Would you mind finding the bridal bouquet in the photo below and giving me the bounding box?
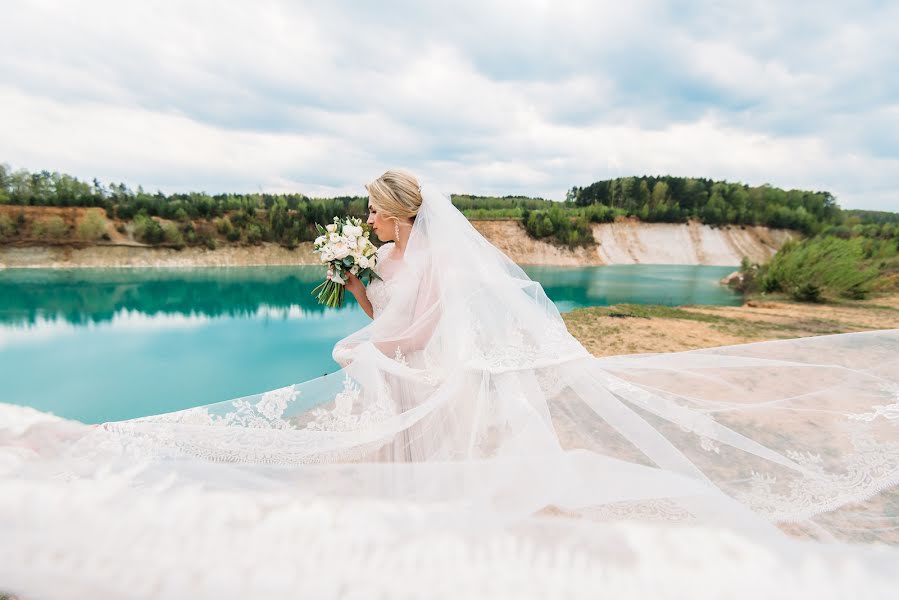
[311,216,381,308]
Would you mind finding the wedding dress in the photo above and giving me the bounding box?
[2,181,899,599]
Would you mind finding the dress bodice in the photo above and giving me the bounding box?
[366,242,399,318]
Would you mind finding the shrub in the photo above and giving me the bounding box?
[246,223,263,245]
[0,214,15,241]
[215,216,235,236]
[729,256,761,294]
[31,215,69,240]
[133,214,165,244]
[161,221,185,249]
[76,209,108,241]
[793,282,822,302]
[174,207,190,223]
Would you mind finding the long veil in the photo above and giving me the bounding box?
[3,180,899,597]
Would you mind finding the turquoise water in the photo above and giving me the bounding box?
[0,264,741,423]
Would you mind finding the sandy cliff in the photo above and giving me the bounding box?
[470,219,796,266]
[592,220,797,266]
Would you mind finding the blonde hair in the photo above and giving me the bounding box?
[364,169,423,222]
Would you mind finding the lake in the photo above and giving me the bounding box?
[0,264,741,423]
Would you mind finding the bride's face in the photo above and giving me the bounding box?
[366,200,394,242]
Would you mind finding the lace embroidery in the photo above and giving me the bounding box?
[846,383,899,423]
[735,428,899,522]
[847,403,899,423]
[135,385,299,429]
[305,375,395,432]
[699,436,721,454]
[466,310,588,372]
[394,347,408,366]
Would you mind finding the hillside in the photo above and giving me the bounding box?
[0,206,796,268]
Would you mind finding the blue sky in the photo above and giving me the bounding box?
[1,0,897,210]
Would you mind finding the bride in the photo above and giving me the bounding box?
[2,169,899,598]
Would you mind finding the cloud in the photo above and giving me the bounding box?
[0,0,896,210]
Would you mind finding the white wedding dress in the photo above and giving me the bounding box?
[2,182,899,599]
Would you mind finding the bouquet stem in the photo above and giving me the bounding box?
[311,279,346,308]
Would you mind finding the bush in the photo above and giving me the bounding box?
[246,223,263,245]
[729,256,761,294]
[161,221,185,249]
[76,209,108,241]
[174,207,190,223]
[215,216,235,236]
[0,214,15,241]
[133,214,165,244]
[793,282,822,302]
[31,215,69,240]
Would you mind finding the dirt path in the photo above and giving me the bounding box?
[564,293,899,357]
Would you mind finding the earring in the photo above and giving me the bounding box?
[394,221,400,240]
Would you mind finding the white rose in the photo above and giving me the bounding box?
[343,224,363,239]
[357,255,370,269]
[333,242,351,259]
[314,235,326,246]
[328,232,340,243]
[350,265,360,275]
[321,249,334,262]
[326,223,338,233]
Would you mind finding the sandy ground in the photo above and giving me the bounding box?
[564,293,899,357]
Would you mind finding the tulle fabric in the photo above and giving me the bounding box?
[2,181,899,597]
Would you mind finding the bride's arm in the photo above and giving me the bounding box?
[345,273,373,319]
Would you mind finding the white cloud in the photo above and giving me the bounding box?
[0,0,896,210]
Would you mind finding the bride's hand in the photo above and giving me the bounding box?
[345,272,365,297]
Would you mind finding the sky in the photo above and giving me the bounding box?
[1,0,897,210]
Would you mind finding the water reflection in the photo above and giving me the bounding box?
[522,264,741,312]
[0,266,339,326]
[0,264,741,329]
